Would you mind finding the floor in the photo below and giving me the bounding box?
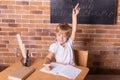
[85,74,120,80]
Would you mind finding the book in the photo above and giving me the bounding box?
[8,66,35,80]
[40,62,82,79]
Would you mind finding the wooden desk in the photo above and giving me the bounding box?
[0,58,89,80]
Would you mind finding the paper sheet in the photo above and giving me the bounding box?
[40,63,82,79]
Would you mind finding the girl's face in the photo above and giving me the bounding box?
[56,33,68,45]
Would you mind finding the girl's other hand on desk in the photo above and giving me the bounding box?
[43,64,52,71]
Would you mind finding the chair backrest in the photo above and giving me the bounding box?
[74,50,88,67]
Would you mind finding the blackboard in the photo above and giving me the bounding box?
[50,0,117,24]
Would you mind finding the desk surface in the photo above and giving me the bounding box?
[0,58,89,80]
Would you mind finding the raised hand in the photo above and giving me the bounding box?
[71,3,80,41]
[72,3,80,16]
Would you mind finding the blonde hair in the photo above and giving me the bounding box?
[56,23,72,37]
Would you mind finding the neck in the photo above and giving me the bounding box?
[60,43,65,47]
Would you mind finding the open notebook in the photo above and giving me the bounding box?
[8,66,35,80]
[40,62,82,79]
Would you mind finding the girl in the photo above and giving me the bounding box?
[43,3,80,70]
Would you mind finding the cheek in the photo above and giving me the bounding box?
[56,36,60,41]
[63,37,68,42]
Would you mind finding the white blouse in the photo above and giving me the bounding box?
[49,39,75,65]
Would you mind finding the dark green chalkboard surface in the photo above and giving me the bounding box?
[50,0,117,24]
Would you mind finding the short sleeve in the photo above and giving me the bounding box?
[48,43,56,53]
[67,38,74,46]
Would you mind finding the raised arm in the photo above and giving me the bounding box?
[70,3,80,40]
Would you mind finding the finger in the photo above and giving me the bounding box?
[45,67,50,70]
[46,65,52,70]
[45,65,50,70]
[76,5,81,12]
[77,7,81,11]
[72,8,75,13]
[74,3,80,9]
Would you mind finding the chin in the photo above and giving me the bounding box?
[59,42,63,44]
[58,42,63,44]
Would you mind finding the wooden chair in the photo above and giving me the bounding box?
[74,50,88,67]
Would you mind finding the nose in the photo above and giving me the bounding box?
[59,35,64,41]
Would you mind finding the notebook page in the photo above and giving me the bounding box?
[58,65,82,79]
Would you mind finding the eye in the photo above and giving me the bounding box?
[56,33,61,36]
[62,34,67,37]
[63,35,66,38]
